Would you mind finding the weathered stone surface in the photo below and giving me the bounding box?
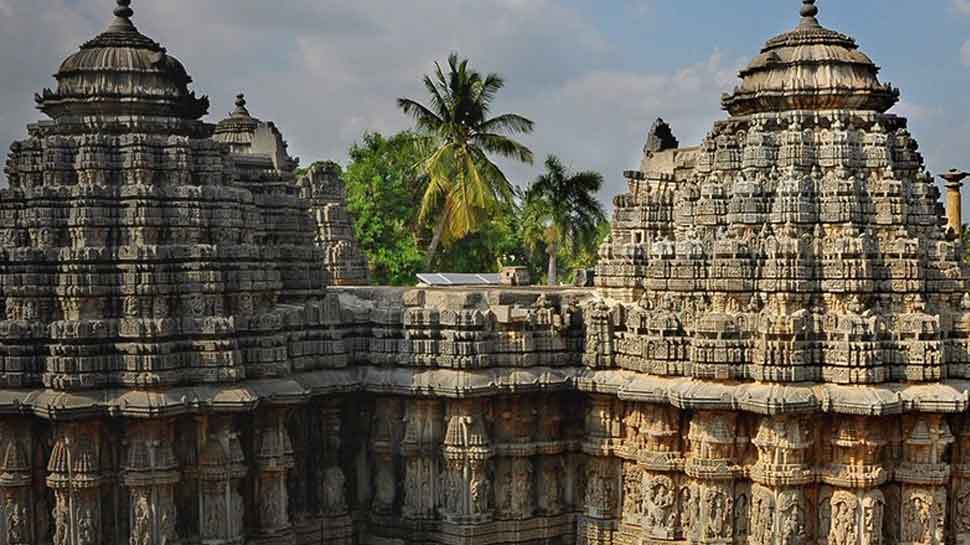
[2,2,970,545]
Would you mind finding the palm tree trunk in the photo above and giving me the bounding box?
[547,242,558,286]
[425,215,447,270]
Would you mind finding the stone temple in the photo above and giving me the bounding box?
[1,1,970,545]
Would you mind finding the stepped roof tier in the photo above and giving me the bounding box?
[721,0,900,116]
[214,94,299,174]
[595,0,965,386]
[2,0,329,391]
[35,0,209,124]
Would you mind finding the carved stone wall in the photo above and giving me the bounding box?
[4,2,970,545]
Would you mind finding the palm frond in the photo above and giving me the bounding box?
[473,133,534,164]
[478,113,534,136]
[469,147,516,206]
[422,75,451,121]
[398,98,445,133]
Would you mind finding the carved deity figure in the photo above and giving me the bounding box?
[5,494,27,545]
[903,495,932,545]
[831,496,858,545]
[644,476,676,536]
[159,498,177,545]
[705,488,730,539]
[470,465,490,515]
[53,494,68,545]
[780,502,807,545]
[511,458,534,516]
[734,492,749,538]
[586,461,613,513]
[374,461,396,511]
[323,466,347,513]
[77,507,96,545]
[623,467,642,519]
[957,489,970,534]
[861,493,884,545]
[540,458,563,514]
[751,486,775,545]
[204,491,224,539]
[131,493,152,545]
[680,484,698,539]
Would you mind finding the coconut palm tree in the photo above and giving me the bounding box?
[398,53,535,269]
[522,155,607,285]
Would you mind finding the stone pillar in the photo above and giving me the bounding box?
[683,412,743,545]
[440,399,493,525]
[819,416,889,545]
[748,415,814,545]
[894,415,951,545]
[123,420,179,545]
[369,398,402,518]
[951,414,970,545]
[617,403,683,542]
[319,400,352,545]
[583,301,616,368]
[252,409,294,545]
[196,416,247,545]
[283,407,314,545]
[581,395,622,545]
[47,423,104,545]
[401,399,443,523]
[0,419,34,545]
[536,395,566,519]
[492,396,537,522]
[940,170,968,237]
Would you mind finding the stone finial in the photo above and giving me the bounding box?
[233,93,251,117]
[800,0,818,18]
[107,0,136,32]
[114,0,134,18]
[798,0,820,28]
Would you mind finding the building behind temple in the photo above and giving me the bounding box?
[1,2,970,545]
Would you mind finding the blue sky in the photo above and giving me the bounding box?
[1,0,969,210]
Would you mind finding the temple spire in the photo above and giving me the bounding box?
[107,0,137,33]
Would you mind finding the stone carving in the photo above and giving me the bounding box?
[0,2,969,545]
[643,474,677,538]
[830,491,859,545]
[295,163,369,286]
[751,485,776,545]
[585,458,615,519]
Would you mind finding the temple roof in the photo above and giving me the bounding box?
[35,0,209,120]
[721,0,900,116]
[213,94,299,173]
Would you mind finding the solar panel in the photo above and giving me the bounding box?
[416,273,501,286]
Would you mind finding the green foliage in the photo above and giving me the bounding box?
[520,155,608,284]
[557,220,610,284]
[294,160,341,179]
[342,132,426,286]
[436,202,530,275]
[338,132,609,286]
[398,53,535,263]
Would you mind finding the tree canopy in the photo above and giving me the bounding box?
[398,53,535,268]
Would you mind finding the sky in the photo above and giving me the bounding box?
[1,0,969,210]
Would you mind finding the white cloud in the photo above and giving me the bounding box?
[955,0,970,15]
[891,100,941,122]
[498,50,741,200]
[0,0,609,177]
